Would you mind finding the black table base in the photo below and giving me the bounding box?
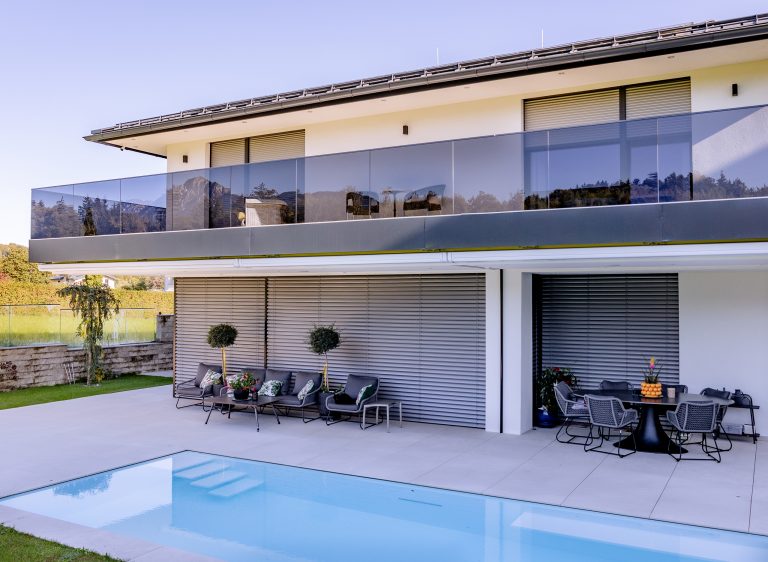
[614,404,687,454]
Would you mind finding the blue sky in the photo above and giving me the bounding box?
[1,1,764,245]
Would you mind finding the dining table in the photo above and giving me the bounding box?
[576,389,733,454]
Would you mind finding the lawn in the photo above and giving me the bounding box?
[0,375,171,410]
[0,525,120,561]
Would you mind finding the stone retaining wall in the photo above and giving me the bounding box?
[0,342,172,390]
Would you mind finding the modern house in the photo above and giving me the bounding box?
[29,14,768,435]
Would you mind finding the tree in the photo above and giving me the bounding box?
[0,246,50,284]
[207,324,238,376]
[308,325,341,391]
[58,283,119,385]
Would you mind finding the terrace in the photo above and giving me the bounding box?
[0,386,765,560]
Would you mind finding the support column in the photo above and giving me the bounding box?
[485,270,502,433]
[502,270,533,435]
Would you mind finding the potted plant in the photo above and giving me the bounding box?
[229,372,254,401]
[535,366,577,427]
[640,356,662,398]
[207,324,238,376]
[308,325,341,417]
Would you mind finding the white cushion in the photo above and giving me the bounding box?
[199,369,222,388]
[297,379,314,401]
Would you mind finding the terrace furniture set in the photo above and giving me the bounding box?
[554,380,737,462]
[176,363,402,431]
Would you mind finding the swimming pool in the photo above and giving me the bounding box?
[1,451,765,561]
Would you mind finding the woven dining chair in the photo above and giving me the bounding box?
[584,395,639,458]
[666,400,721,462]
[553,381,591,445]
[700,388,733,453]
[599,380,634,391]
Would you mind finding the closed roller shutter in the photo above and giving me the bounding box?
[174,278,266,383]
[249,130,305,163]
[267,274,486,428]
[524,89,620,131]
[626,79,691,120]
[537,274,679,390]
[210,138,246,168]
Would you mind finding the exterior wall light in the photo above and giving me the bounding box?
[402,125,409,135]
[182,155,189,163]
[732,83,739,96]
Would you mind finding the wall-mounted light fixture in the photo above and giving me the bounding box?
[182,154,189,163]
[732,83,739,96]
[402,125,409,135]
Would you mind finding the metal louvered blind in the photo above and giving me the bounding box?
[267,274,486,428]
[249,130,305,163]
[174,278,266,382]
[626,79,691,120]
[210,138,246,168]
[538,274,679,390]
[524,89,620,131]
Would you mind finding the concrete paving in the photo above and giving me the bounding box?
[0,386,763,560]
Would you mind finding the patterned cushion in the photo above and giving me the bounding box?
[199,369,223,389]
[297,379,314,401]
[258,380,282,397]
[356,384,375,406]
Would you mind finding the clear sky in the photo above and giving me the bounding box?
[1,1,764,245]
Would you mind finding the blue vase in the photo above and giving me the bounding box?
[536,409,558,428]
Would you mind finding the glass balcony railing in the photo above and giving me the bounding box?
[30,104,768,239]
[0,305,158,347]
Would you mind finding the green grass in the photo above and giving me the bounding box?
[0,525,121,561]
[0,375,171,410]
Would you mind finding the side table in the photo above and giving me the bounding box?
[362,400,403,432]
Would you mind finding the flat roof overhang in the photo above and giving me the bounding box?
[85,14,768,151]
[29,198,768,274]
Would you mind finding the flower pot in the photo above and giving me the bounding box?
[318,391,334,418]
[233,388,250,401]
[535,408,559,428]
[640,382,662,398]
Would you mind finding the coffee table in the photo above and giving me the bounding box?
[203,394,282,432]
[579,390,733,454]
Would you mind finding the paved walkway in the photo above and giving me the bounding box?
[0,386,765,560]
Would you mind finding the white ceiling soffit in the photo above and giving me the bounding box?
[114,41,768,157]
[38,242,768,277]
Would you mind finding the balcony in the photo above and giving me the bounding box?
[31,104,768,241]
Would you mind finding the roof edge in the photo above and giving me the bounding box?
[86,13,768,144]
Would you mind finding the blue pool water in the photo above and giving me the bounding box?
[1,451,766,561]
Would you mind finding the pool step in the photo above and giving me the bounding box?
[171,453,216,473]
[174,461,229,480]
[190,470,247,489]
[208,477,264,498]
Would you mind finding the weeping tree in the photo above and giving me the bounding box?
[308,325,341,391]
[58,277,119,385]
[207,324,238,376]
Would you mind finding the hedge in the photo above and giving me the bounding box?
[0,281,174,313]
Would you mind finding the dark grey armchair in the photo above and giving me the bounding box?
[174,363,224,410]
[276,371,323,422]
[325,374,379,428]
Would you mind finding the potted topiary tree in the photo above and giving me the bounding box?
[207,324,238,377]
[308,324,341,418]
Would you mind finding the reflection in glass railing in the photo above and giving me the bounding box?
[0,305,157,347]
[30,105,768,239]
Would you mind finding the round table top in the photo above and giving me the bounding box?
[577,389,733,407]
